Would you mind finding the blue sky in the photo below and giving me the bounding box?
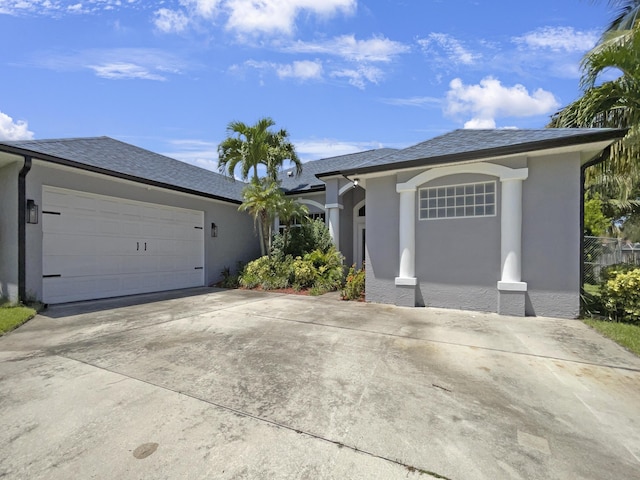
[0,0,616,171]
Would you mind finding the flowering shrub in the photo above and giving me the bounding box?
[601,267,640,324]
[341,264,365,301]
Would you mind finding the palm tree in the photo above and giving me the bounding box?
[598,0,640,32]
[217,117,302,182]
[239,179,284,256]
[548,15,640,208]
[277,197,309,252]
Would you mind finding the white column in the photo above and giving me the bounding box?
[499,179,526,290]
[325,203,342,250]
[395,188,417,285]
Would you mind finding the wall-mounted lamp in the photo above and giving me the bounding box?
[211,222,218,237]
[353,178,360,188]
[26,199,38,224]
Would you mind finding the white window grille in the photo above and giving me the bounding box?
[419,181,496,220]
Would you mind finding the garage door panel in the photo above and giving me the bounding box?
[42,186,205,304]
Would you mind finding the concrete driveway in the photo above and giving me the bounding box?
[1,288,639,480]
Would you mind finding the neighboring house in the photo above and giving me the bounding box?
[0,137,260,305]
[0,128,626,319]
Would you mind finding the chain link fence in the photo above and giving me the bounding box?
[584,236,640,285]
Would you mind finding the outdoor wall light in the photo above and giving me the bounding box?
[26,199,38,224]
[353,178,360,188]
[211,222,218,237]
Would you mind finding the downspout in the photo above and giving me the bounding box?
[18,156,32,302]
[580,147,610,296]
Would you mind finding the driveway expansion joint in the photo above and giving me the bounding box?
[57,353,451,480]
[246,311,640,373]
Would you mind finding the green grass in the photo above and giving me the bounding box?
[0,305,37,335]
[584,319,640,357]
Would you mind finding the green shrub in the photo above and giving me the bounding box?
[304,247,344,294]
[241,241,344,294]
[601,267,640,324]
[273,219,334,258]
[341,264,365,301]
[291,258,317,289]
[600,263,639,282]
[240,255,293,290]
[219,262,244,289]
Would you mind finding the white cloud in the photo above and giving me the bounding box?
[161,138,220,171]
[445,77,560,128]
[89,62,167,80]
[0,110,34,140]
[418,33,480,65]
[0,0,132,16]
[243,59,323,81]
[286,35,410,62]
[295,138,386,161]
[224,0,355,35]
[513,27,599,52]
[153,8,190,34]
[29,48,186,81]
[381,96,442,108]
[276,60,323,80]
[331,65,383,89]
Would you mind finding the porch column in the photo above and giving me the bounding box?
[499,179,524,285]
[498,178,527,316]
[395,187,416,285]
[325,203,343,250]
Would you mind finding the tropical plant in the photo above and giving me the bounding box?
[277,197,309,252]
[584,194,613,235]
[239,179,284,256]
[601,266,640,323]
[217,117,302,182]
[597,0,640,33]
[341,264,365,301]
[548,5,640,209]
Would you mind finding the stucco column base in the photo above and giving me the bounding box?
[395,283,417,307]
[498,290,526,317]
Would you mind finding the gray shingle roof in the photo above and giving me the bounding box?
[280,148,397,193]
[336,128,627,175]
[0,136,246,203]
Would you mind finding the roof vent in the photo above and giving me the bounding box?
[287,171,293,177]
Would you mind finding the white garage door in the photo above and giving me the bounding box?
[42,186,205,304]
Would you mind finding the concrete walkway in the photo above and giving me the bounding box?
[1,288,639,479]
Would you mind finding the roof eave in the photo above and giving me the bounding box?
[0,143,243,205]
[325,129,628,178]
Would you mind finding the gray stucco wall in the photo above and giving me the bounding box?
[365,153,583,318]
[24,161,260,302]
[415,173,501,312]
[522,152,582,318]
[339,186,365,267]
[0,162,19,302]
[365,175,399,304]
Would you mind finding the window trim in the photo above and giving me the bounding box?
[418,180,497,221]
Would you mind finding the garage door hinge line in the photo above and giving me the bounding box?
[57,353,451,480]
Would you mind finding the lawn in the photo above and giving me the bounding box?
[584,319,640,357]
[0,305,37,335]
